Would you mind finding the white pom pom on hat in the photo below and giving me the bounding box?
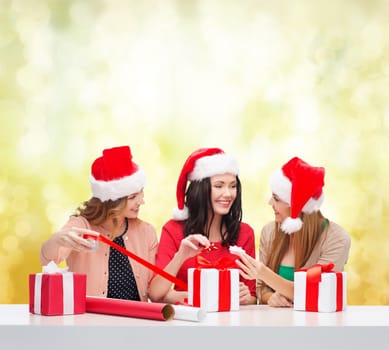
[173,147,239,220]
[270,157,325,234]
[90,146,146,202]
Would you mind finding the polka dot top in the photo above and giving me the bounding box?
[107,219,140,301]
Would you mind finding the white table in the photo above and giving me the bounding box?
[1,304,388,349]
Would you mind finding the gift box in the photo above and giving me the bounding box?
[29,261,86,315]
[294,263,347,313]
[187,256,239,312]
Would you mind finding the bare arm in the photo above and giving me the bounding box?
[148,248,189,303]
[148,234,210,303]
[239,282,257,305]
[40,227,95,265]
[236,253,294,301]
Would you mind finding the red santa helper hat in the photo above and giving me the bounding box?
[173,147,239,220]
[90,146,146,202]
[269,157,325,234]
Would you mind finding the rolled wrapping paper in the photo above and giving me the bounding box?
[172,304,206,322]
[86,296,174,321]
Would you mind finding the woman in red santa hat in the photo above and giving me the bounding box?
[40,146,158,301]
[148,147,257,305]
[235,157,351,307]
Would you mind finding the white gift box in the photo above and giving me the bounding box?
[187,268,239,312]
[294,266,347,313]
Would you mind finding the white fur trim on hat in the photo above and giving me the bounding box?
[90,167,146,202]
[188,153,239,181]
[270,168,324,214]
[302,193,324,213]
[280,217,303,234]
[269,168,291,204]
[173,205,189,220]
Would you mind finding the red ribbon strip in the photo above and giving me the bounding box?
[335,271,343,311]
[193,269,201,308]
[296,263,343,311]
[218,270,231,311]
[84,233,188,291]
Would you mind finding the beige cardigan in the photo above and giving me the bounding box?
[257,220,351,303]
[40,216,158,302]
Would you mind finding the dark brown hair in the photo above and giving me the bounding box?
[183,177,242,246]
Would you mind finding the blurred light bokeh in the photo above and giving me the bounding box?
[1,0,388,305]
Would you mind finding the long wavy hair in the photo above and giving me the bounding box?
[74,197,127,228]
[183,176,242,247]
[266,210,326,273]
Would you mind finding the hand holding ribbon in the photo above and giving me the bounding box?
[81,228,188,291]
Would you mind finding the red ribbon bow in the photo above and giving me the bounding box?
[194,255,237,270]
[296,263,343,312]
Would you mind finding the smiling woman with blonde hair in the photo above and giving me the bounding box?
[40,146,158,301]
[236,157,351,307]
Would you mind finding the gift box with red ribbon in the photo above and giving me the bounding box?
[294,263,347,312]
[187,256,239,312]
[29,261,86,315]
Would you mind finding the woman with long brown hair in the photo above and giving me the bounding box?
[236,157,351,307]
[40,146,158,301]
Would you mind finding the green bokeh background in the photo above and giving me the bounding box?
[1,0,388,305]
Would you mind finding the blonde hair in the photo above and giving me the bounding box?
[266,211,325,272]
[75,197,127,228]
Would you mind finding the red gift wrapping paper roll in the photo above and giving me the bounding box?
[86,296,174,321]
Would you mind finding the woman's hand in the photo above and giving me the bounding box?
[267,291,293,308]
[239,282,255,305]
[176,234,210,261]
[149,234,210,303]
[235,252,264,280]
[236,253,295,303]
[52,227,96,252]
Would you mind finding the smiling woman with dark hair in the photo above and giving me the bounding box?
[148,147,257,305]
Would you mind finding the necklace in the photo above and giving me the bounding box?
[120,218,129,237]
[102,218,128,240]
